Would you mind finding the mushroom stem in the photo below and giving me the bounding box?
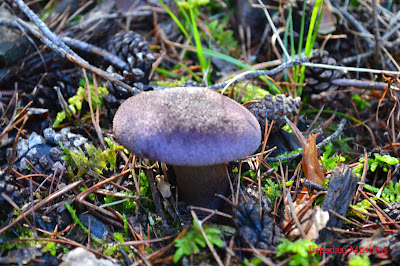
[173,164,230,209]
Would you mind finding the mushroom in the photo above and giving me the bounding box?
[113,87,261,209]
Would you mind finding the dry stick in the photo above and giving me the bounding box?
[1,192,35,234]
[353,152,369,205]
[264,117,347,163]
[13,0,80,56]
[120,234,177,246]
[6,114,28,176]
[255,0,290,59]
[146,229,187,262]
[83,69,106,149]
[328,209,363,227]
[359,190,400,230]
[234,159,243,206]
[76,169,131,214]
[372,0,383,66]
[0,101,32,143]
[144,165,167,225]
[62,37,130,70]
[256,120,274,217]
[285,189,306,239]
[209,57,308,91]
[330,0,374,50]
[0,180,83,234]
[191,210,224,266]
[14,18,136,94]
[331,78,387,90]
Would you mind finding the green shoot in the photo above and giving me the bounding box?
[364,181,400,204]
[295,0,324,96]
[349,199,372,218]
[349,254,371,266]
[60,137,123,178]
[53,85,108,128]
[277,238,321,266]
[173,219,223,263]
[320,143,346,171]
[158,0,191,41]
[352,94,371,111]
[64,202,103,244]
[262,178,281,205]
[353,153,399,176]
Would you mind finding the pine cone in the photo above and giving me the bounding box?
[105,30,155,86]
[383,201,400,222]
[0,172,27,221]
[304,51,345,94]
[246,94,301,132]
[234,202,283,250]
[8,128,88,177]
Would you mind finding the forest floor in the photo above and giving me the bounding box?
[1,0,400,265]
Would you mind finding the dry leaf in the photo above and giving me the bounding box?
[302,134,325,186]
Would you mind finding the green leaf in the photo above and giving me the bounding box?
[173,220,223,262]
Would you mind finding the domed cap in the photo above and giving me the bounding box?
[113,87,261,166]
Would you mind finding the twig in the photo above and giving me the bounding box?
[330,0,374,49]
[0,180,84,234]
[13,4,137,94]
[264,117,347,163]
[353,152,368,205]
[75,10,152,29]
[254,0,290,59]
[61,37,130,71]
[209,57,308,91]
[191,210,224,266]
[145,166,167,226]
[371,0,382,66]
[331,78,387,90]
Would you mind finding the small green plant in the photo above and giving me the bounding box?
[224,82,269,103]
[159,0,211,80]
[365,181,400,203]
[277,238,321,266]
[205,16,238,55]
[349,199,372,218]
[269,148,303,171]
[104,190,137,213]
[53,85,108,128]
[353,153,399,176]
[64,202,103,244]
[173,220,223,263]
[262,178,281,205]
[352,94,371,111]
[243,257,263,265]
[320,143,346,171]
[43,242,65,256]
[104,170,151,213]
[382,181,400,203]
[349,254,371,266]
[61,137,123,178]
[0,223,35,250]
[104,233,131,256]
[291,0,324,95]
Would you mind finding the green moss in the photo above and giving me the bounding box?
[53,85,108,128]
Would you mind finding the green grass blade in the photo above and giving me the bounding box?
[189,6,207,76]
[298,0,324,96]
[158,0,191,43]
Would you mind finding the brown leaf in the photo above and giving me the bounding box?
[302,134,325,186]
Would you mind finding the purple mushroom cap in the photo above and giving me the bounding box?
[113,87,261,166]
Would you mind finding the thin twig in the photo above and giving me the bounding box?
[191,210,224,266]
[264,117,347,162]
[0,180,84,234]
